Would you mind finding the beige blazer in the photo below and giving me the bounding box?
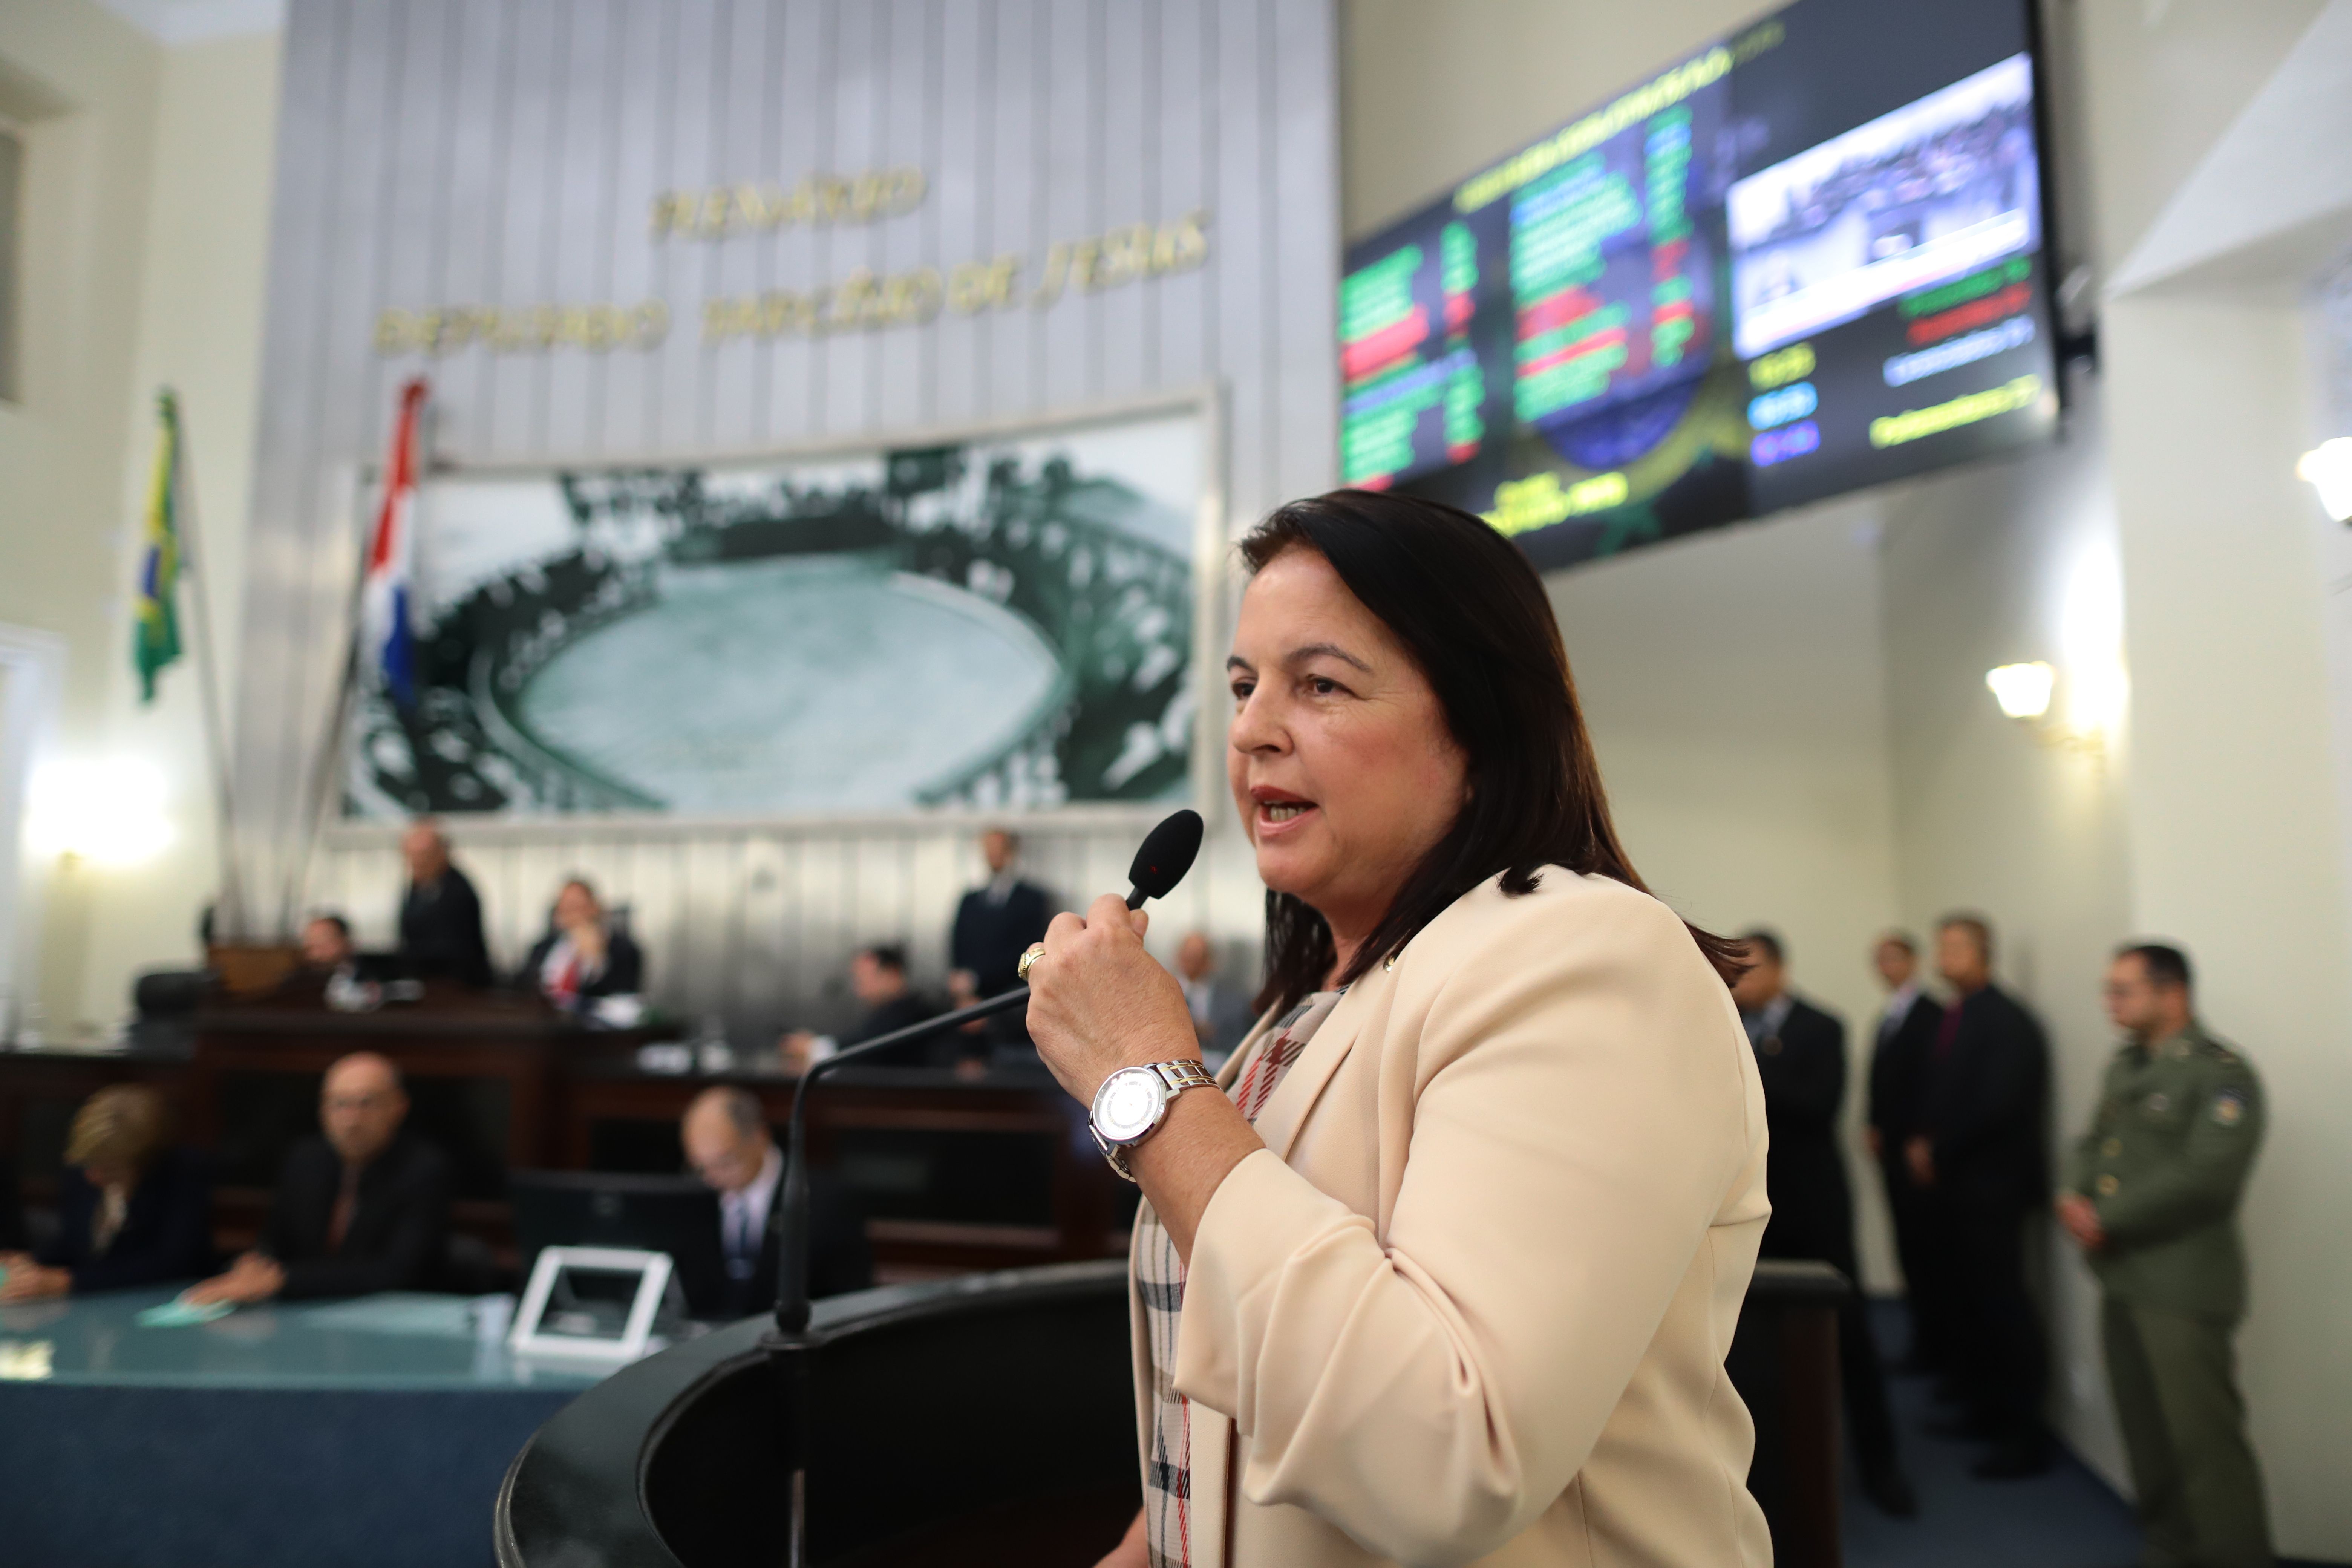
[1127,868,1772,1568]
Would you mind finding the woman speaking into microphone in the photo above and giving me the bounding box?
[1023,490,1770,1568]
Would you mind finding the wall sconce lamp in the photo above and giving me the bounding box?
[2298,438,2352,522]
[1985,661,2055,720]
[26,759,175,867]
[1986,661,2106,759]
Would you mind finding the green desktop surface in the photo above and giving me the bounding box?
[0,1287,610,1391]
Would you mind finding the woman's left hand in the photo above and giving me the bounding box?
[1027,894,1200,1103]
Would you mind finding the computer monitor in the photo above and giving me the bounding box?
[509,1170,730,1320]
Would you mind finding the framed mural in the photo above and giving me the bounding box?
[343,398,1216,820]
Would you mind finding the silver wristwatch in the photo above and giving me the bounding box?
[1088,1059,1217,1182]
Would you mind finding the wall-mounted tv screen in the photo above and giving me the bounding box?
[1338,0,2058,570]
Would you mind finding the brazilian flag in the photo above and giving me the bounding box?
[134,390,184,704]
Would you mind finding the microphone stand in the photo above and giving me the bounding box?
[754,808,1197,1567]
[758,980,1029,1568]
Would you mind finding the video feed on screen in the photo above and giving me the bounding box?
[1729,54,2040,360]
[1337,0,2058,572]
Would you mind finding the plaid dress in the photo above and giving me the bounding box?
[1133,990,1343,1568]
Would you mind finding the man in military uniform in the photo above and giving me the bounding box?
[2061,943,2271,1568]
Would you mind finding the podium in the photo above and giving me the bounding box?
[497,1260,1140,1568]
[495,1257,1851,1568]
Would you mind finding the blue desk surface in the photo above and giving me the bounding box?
[0,1288,609,1391]
[0,1289,613,1568]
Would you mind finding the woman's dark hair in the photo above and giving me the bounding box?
[1241,489,1746,1014]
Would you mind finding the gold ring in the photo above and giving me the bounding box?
[1017,944,1046,981]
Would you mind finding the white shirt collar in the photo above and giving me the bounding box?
[1882,981,1919,1020]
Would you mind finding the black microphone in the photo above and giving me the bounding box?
[770,808,1204,1333]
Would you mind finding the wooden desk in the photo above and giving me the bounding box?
[555,1058,1124,1273]
[188,985,591,1199]
[3,998,1125,1277]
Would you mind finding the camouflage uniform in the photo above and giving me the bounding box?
[2064,1022,2270,1568]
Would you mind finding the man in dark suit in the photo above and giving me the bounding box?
[1864,931,1951,1376]
[682,1087,871,1320]
[841,945,942,1059]
[948,828,1053,1057]
[1733,931,1915,1516]
[1910,913,2053,1477]
[186,1052,452,1304]
[397,821,493,987]
[781,945,946,1071]
[516,877,645,1015]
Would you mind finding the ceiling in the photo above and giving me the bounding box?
[92,0,283,47]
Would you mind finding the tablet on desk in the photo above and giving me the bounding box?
[508,1171,728,1320]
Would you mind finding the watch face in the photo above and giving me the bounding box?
[1095,1068,1165,1142]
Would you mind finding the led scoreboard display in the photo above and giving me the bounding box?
[1338,0,2060,570]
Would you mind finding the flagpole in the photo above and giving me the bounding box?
[161,391,252,943]
[280,536,369,937]
[280,376,427,934]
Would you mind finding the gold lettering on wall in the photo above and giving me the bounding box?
[374,300,672,357]
[372,213,1211,352]
[1028,213,1210,308]
[701,263,958,341]
[699,213,1210,345]
[651,168,928,239]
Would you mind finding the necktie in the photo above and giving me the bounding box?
[326,1165,360,1250]
[92,1187,129,1254]
[1934,1000,1964,1062]
[726,1200,756,1279]
[550,946,580,1006]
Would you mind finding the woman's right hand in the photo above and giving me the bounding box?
[1094,1509,1147,1568]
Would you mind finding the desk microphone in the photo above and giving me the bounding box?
[770,807,1204,1333]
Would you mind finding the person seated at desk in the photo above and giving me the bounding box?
[782,944,947,1072]
[283,911,377,1009]
[0,1085,212,1302]
[682,1086,871,1318]
[185,1052,451,1305]
[516,877,644,1018]
[1175,931,1256,1069]
[301,913,357,972]
[398,820,493,987]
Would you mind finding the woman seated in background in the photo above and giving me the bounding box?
[0,1084,212,1301]
[518,877,645,1019]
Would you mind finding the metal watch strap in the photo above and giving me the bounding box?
[1148,1058,1217,1094]
[1092,1058,1216,1182]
